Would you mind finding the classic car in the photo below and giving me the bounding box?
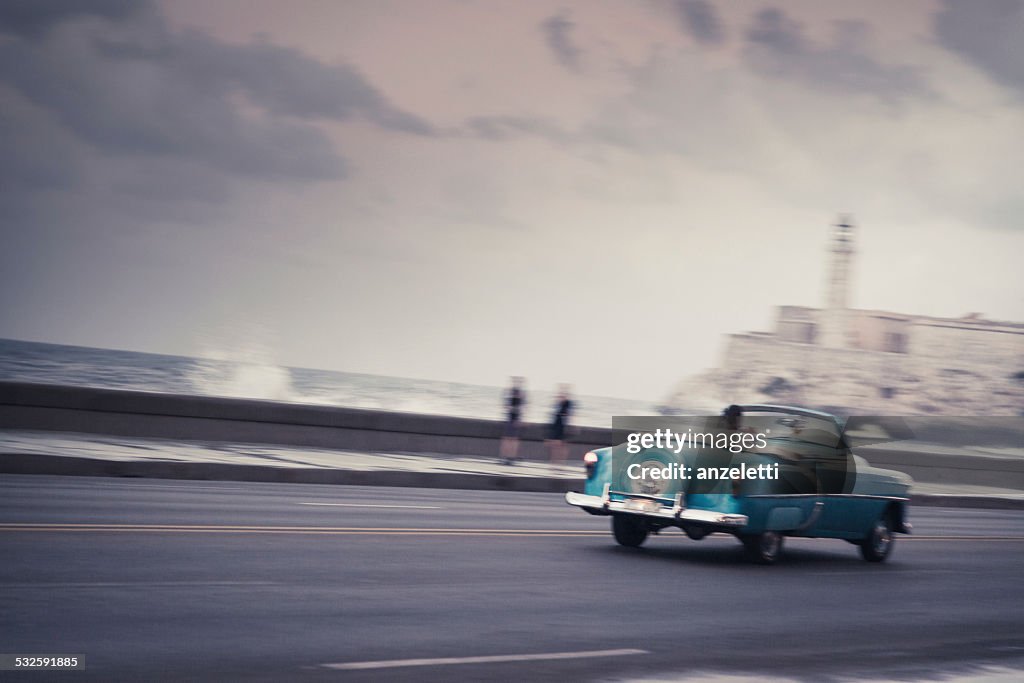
[565,405,913,564]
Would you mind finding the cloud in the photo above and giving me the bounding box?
[465,115,574,144]
[743,8,933,103]
[672,0,725,46]
[0,22,433,183]
[0,0,433,236]
[0,96,79,193]
[541,11,582,71]
[94,33,435,135]
[934,0,1024,96]
[0,0,141,38]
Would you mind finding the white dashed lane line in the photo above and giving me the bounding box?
[298,502,442,509]
[320,648,650,670]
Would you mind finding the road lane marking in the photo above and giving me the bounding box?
[0,581,276,588]
[2,524,1023,540]
[2,531,603,537]
[0,482,249,492]
[299,503,442,509]
[321,648,649,670]
[0,528,606,536]
[0,528,598,532]
[903,535,1024,541]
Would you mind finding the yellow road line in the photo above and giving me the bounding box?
[1,524,1022,541]
[0,528,606,536]
[2,530,599,537]
[903,535,1024,541]
[0,528,602,536]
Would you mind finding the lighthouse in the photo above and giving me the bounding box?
[819,215,855,348]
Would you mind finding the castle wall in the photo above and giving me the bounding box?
[777,320,817,344]
[716,334,896,411]
[910,320,1023,364]
[701,330,1024,415]
[775,306,819,344]
[850,312,910,353]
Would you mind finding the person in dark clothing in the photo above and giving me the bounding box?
[723,404,744,430]
[499,376,526,465]
[546,384,574,464]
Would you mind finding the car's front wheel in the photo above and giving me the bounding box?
[612,515,649,548]
[741,531,784,564]
[860,512,894,562]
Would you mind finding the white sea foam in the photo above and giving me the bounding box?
[187,344,294,402]
[0,338,665,427]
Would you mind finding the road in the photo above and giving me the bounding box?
[2,474,1023,682]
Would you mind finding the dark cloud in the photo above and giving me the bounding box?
[95,33,434,135]
[0,97,79,193]
[0,0,142,38]
[744,8,933,102]
[1,43,348,181]
[935,0,1024,96]
[541,12,582,71]
[673,0,725,46]
[0,0,433,239]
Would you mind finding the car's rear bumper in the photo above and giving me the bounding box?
[565,491,748,528]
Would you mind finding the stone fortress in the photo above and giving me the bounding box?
[667,217,1024,416]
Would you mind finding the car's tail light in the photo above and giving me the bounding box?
[583,451,598,465]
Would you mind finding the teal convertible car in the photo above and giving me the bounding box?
[566,405,913,564]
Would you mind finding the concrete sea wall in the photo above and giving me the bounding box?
[0,381,610,461]
[1,381,1021,489]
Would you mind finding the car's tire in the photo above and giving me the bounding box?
[741,531,784,564]
[859,511,895,563]
[612,515,649,548]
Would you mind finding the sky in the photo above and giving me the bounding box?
[1,0,1023,401]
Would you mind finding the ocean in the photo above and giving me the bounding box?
[0,338,661,427]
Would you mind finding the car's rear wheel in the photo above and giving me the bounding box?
[741,531,784,564]
[860,511,894,562]
[612,515,649,548]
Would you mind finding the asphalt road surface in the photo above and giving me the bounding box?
[2,474,1023,682]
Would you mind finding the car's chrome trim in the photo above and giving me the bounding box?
[564,491,748,527]
[606,490,677,504]
[792,501,824,532]
[738,404,840,421]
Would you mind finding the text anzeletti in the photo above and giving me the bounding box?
[626,463,780,481]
